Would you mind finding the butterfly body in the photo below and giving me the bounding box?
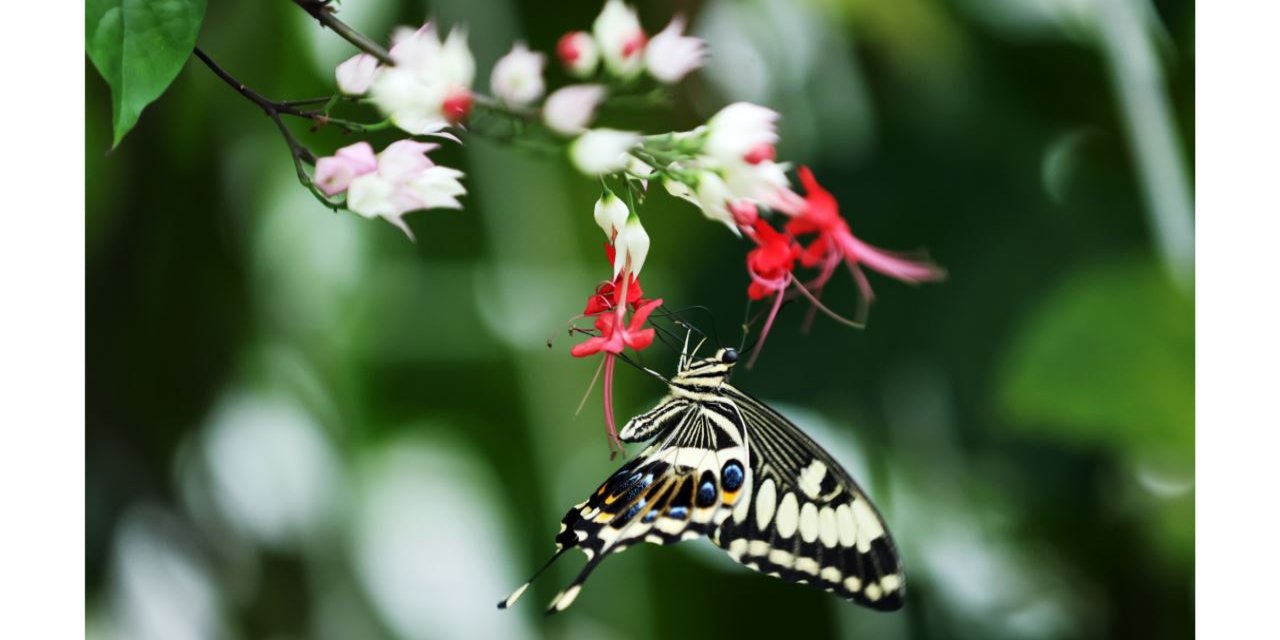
[500,348,905,614]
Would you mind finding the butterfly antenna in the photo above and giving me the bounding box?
[614,351,669,384]
[738,299,754,353]
[498,546,571,610]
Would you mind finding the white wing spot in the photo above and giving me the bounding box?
[776,492,799,538]
[728,538,748,560]
[795,557,820,576]
[553,584,582,611]
[820,566,842,583]
[835,503,857,547]
[799,502,820,543]
[501,583,529,608]
[798,460,827,498]
[864,583,883,602]
[768,549,794,568]
[748,540,770,557]
[755,479,777,530]
[819,507,839,548]
[843,576,862,593]
[851,499,886,552]
[881,574,903,594]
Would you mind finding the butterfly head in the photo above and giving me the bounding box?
[671,347,739,391]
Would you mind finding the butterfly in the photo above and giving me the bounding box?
[498,345,905,614]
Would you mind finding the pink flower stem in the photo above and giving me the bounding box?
[602,353,624,457]
[747,278,789,369]
[791,276,865,329]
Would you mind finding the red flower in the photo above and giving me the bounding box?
[570,244,664,456]
[583,244,648,316]
[786,166,945,307]
[570,297,662,358]
[745,219,797,301]
[740,218,801,367]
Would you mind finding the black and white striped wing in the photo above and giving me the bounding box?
[712,386,906,610]
[500,399,752,613]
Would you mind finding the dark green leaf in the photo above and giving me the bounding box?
[995,258,1193,460]
[86,0,207,148]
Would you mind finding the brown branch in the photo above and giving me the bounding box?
[193,47,317,164]
[291,0,395,65]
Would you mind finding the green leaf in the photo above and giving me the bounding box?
[995,258,1193,461]
[86,0,207,148]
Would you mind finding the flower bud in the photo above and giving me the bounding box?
[593,0,646,78]
[490,42,546,106]
[570,129,642,176]
[593,192,629,239]
[613,216,651,277]
[556,31,600,78]
[543,84,606,135]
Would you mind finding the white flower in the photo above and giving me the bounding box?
[644,17,706,83]
[369,24,476,135]
[543,84,606,135]
[593,192,629,238]
[612,216,651,277]
[335,53,379,95]
[722,158,801,213]
[569,129,641,176]
[345,140,466,239]
[626,155,654,190]
[704,102,780,163]
[490,42,545,106]
[691,171,737,229]
[556,31,600,78]
[593,0,646,78]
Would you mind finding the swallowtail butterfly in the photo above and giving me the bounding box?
[499,346,905,613]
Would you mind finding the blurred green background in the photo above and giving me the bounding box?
[86,0,1193,638]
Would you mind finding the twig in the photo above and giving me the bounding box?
[193,47,343,208]
[291,0,395,65]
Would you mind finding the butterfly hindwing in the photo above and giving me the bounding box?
[712,386,905,610]
[501,400,751,613]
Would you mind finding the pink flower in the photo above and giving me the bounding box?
[593,0,647,78]
[316,140,467,239]
[314,142,378,196]
[787,166,945,306]
[644,16,707,83]
[369,23,476,134]
[556,31,600,78]
[335,53,379,95]
[543,84,606,136]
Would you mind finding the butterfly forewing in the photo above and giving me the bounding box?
[712,385,905,610]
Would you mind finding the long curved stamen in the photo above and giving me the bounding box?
[791,276,865,329]
[746,274,790,369]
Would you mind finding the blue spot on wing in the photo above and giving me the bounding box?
[722,461,744,491]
